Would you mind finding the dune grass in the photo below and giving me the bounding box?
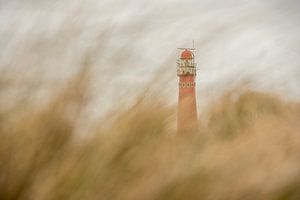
[0,76,300,200]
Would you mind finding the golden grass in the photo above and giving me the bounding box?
[0,75,300,200]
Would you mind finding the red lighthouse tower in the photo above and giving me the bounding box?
[177,48,198,133]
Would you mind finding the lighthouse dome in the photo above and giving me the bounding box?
[181,49,193,59]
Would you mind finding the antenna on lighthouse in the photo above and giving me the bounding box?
[192,40,195,49]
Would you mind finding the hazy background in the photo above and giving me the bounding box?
[1,1,300,199]
[0,0,299,117]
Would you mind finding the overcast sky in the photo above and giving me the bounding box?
[0,0,299,115]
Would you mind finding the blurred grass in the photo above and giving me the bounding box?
[0,73,300,200]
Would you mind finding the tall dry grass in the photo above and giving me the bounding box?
[0,74,300,200]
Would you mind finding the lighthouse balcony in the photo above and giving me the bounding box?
[177,67,196,76]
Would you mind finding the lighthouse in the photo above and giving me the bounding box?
[177,48,198,133]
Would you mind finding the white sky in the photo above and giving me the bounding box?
[0,0,299,116]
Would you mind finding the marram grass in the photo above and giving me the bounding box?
[0,80,300,200]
